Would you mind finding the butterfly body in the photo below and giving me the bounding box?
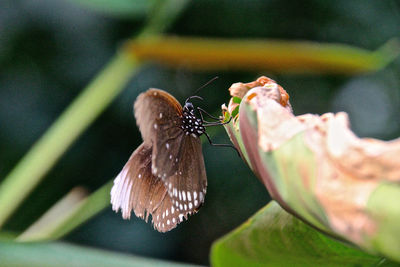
[111,89,207,232]
[181,102,206,137]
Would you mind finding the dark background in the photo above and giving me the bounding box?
[1,0,399,265]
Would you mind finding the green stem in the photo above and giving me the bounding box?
[0,54,139,228]
[138,0,190,39]
[17,187,88,241]
[18,181,113,241]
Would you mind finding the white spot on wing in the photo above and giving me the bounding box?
[166,143,170,149]
[187,191,191,201]
[154,124,158,129]
[193,191,197,200]
[159,113,163,118]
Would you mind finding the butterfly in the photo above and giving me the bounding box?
[111,86,233,232]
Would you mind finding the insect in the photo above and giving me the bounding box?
[110,81,235,232]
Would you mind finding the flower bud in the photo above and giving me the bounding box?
[223,76,400,261]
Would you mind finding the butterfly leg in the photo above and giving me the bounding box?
[203,132,241,157]
[197,107,222,121]
[196,107,216,124]
[205,115,232,126]
[197,107,232,126]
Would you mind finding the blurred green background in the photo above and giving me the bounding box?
[0,0,399,265]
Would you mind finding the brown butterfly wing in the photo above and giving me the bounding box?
[163,135,207,216]
[110,143,183,232]
[134,88,183,145]
[134,89,195,181]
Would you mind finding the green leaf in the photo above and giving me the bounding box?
[211,201,393,267]
[232,97,242,104]
[68,0,150,18]
[0,241,200,267]
[230,106,240,119]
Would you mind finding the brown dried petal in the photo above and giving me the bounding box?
[325,113,400,181]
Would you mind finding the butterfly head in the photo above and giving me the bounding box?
[183,101,195,114]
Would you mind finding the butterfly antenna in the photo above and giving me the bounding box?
[194,76,219,95]
[185,76,219,104]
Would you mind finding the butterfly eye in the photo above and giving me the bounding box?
[184,102,194,112]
